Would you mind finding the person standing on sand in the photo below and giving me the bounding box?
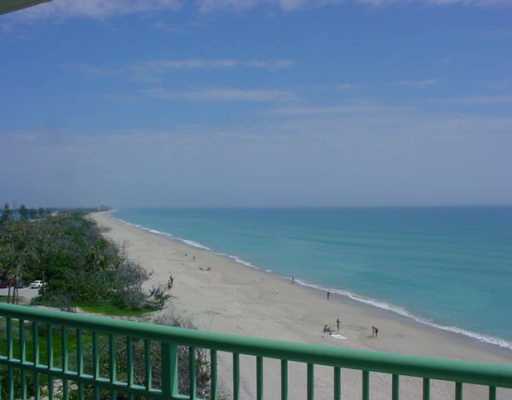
[327,291,331,300]
[168,274,174,290]
[371,326,379,337]
[336,318,340,332]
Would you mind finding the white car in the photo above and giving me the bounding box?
[29,280,44,289]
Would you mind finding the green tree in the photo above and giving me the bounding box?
[0,203,11,224]
[19,204,29,221]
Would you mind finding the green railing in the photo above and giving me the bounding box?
[0,303,511,399]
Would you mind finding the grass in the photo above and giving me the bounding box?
[79,304,153,317]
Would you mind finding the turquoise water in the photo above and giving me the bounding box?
[114,207,512,350]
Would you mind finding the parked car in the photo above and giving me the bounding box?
[29,280,44,289]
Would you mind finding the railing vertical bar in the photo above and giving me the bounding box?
[34,372,40,400]
[257,356,264,400]
[210,349,218,400]
[281,360,288,400]
[47,323,53,369]
[78,382,84,400]
[362,370,370,400]
[127,336,134,388]
[189,346,197,400]
[233,353,240,400]
[6,318,12,360]
[48,376,54,400]
[489,386,496,400]
[21,369,27,400]
[94,385,101,400]
[392,374,399,400]
[144,338,152,391]
[456,382,463,400]
[334,367,341,400]
[170,343,179,396]
[92,331,99,380]
[109,334,116,383]
[32,321,39,366]
[423,378,430,400]
[162,342,179,398]
[7,366,13,400]
[109,334,117,400]
[62,380,69,400]
[19,319,26,362]
[76,328,83,377]
[61,326,68,373]
[307,363,314,400]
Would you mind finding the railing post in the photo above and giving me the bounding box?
[362,370,370,400]
[257,356,264,400]
[281,360,288,400]
[456,382,463,400]
[392,374,399,400]
[211,350,218,400]
[489,386,496,400]
[423,378,430,400]
[307,363,314,400]
[334,367,341,400]
[162,342,178,399]
[233,353,240,400]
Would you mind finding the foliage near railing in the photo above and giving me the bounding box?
[0,303,512,399]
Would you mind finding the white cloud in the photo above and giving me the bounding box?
[274,103,415,115]
[441,95,512,105]
[137,59,294,71]
[356,0,511,5]
[397,79,437,88]
[197,0,341,12]
[336,83,356,91]
[15,0,181,18]
[11,0,511,19]
[145,87,296,102]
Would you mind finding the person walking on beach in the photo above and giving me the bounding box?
[327,291,331,300]
[336,317,340,332]
[371,326,379,337]
[168,274,174,290]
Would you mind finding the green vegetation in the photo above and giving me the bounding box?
[0,205,169,313]
[79,304,152,317]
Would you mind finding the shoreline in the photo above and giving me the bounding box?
[91,211,512,400]
[111,211,512,357]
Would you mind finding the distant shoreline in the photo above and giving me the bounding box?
[91,210,512,400]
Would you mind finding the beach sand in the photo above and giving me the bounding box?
[91,211,512,400]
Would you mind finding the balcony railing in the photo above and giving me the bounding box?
[0,303,511,399]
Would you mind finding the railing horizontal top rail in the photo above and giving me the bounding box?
[1,303,512,389]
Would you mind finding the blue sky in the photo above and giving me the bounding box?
[1,0,511,207]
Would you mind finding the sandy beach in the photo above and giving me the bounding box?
[91,211,512,400]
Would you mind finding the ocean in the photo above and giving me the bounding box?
[114,207,512,350]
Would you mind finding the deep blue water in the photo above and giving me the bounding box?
[114,207,512,349]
